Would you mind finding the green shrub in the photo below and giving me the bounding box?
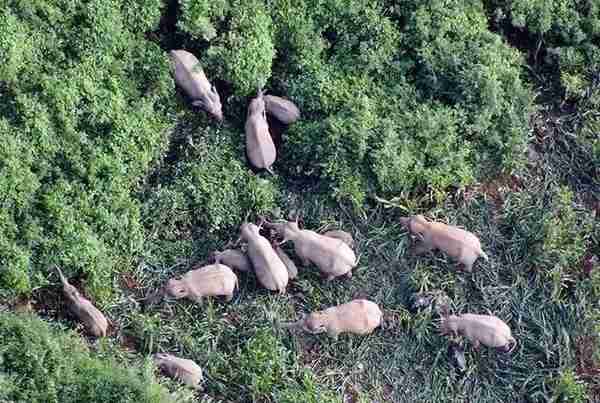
[556,44,600,99]
[178,0,229,41]
[268,0,325,72]
[489,0,599,45]
[0,0,174,301]
[122,0,164,33]
[539,188,591,300]
[549,45,599,192]
[0,312,173,403]
[270,0,532,207]
[237,329,289,399]
[310,0,401,78]
[372,102,474,199]
[404,0,533,172]
[142,124,279,257]
[206,0,275,96]
[550,369,588,403]
[488,0,600,103]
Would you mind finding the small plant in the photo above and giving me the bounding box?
[128,312,163,353]
[540,188,592,300]
[142,125,279,255]
[238,329,289,399]
[274,370,342,403]
[550,369,588,403]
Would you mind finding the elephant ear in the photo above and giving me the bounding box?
[399,217,410,227]
[438,303,450,318]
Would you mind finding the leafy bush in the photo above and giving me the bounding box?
[178,0,229,41]
[488,0,599,45]
[0,0,174,301]
[122,0,164,33]
[142,124,279,258]
[267,0,533,206]
[0,312,173,403]
[206,0,275,96]
[556,44,600,99]
[404,0,533,172]
[488,0,600,101]
[372,102,474,198]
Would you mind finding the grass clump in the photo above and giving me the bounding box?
[501,185,594,301]
[0,312,173,403]
[225,329,342,402]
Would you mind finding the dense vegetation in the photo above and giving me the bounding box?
[0,0,174,300]
[0,0,598,401]
[0,312,174,402]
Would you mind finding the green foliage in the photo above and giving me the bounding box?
[228,329,341,402]
[372,102,474,199]
[206,0,275,96]
[270,0,533,207]
[556,44,600,99]
[404,0,533,172]
[490,0,599,44]
[539,188,591,301]
[539,188,589,267]
[501,186,594,301]
[274,371,342,403]
[268,0,325,72]
[0,312,173,403]
[143,123,279,261]
[122,0,164,33]
[489,0,600,103]
[237,329,289,398]
[544,46,599,196]
[178,0,229,41]
[0,0,174,301]
[550,369,588,403]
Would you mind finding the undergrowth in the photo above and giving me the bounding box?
[0,312,174,403]
[0,0,598,402]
